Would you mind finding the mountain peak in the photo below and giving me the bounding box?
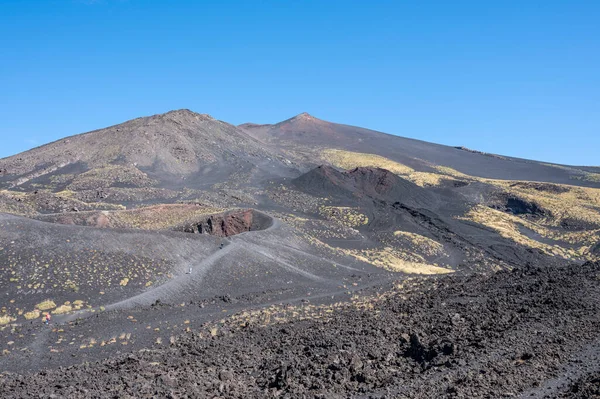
[276,112,323,126]
[157,109,215,121]
[293,112,316,120]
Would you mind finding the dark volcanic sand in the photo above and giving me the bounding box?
[1,261,598,398]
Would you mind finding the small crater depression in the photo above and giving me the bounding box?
[175,209,273,237]
[505,197,546,216]
[492,195,548,219]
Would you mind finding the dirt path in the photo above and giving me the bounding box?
[104,241,240,310]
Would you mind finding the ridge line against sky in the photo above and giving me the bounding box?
[0,0,598,165]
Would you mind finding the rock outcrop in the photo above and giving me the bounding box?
[177,209,272,237]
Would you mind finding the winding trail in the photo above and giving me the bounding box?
[104,241,239,310]
[3,214,392,374]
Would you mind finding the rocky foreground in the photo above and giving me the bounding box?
[1,261,599,398]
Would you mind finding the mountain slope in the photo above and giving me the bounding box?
[0,109,293,191]
[293,165,437,208]
[240,113,600,188]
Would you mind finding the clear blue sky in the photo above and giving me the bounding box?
[1,0,598,165]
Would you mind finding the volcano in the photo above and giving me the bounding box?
[0,110,599,398]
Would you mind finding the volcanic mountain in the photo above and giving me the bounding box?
[0,109,295,191]
[241,112,600,187]
[0,109,599,398]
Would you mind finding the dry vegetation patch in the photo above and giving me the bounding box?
[431,166,600,230]
[371,159,600,247]
[407,172,448,187]
[348,247,453,274]
[322,149,462,187]
[0,242,173,305]
[1,189,124,215]
[23,310,40,320]
[429,164,600,231]
[36,300,57,311]
[393,231,445,256]
[460,205,596,260]
[53,305,72,315]
[107,204,225,230]
[434,165,474,180]
[322,149,414,175]
[488,181,600,229]
[38,204,227,231]
[298,224,453,274]
[0,315,16,325]
[200,277,427,334]
[0,190,37,216]
[318,206,369,228]
[67,165,157,190]
[575,172,600,183]
[305,234,452,274]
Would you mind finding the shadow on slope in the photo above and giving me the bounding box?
[293,165,436,208]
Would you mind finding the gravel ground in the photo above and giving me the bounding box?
[1,261,598,398]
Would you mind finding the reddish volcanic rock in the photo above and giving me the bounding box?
[197,209,254,237]
[178,209,271,237]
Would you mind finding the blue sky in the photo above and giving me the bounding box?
[0,0,598,165]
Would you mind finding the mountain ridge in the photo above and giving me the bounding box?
[240,112,599,170]
[2,109,597,171]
